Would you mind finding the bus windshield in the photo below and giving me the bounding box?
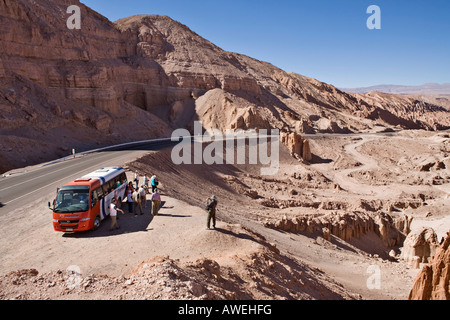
[54,186,90,213]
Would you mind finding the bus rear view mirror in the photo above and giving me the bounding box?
[48,200,55,210]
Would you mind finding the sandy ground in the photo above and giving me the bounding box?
[0,129,448,300]
[0,191,210,277]
[0,187,355,300]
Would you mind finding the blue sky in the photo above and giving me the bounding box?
[81,0,450,88]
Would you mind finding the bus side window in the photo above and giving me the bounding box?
[91,189,99,208]
[121,172,127,185]
[97,187,104,200]
[102,184,108,196]
[108,180,114,193]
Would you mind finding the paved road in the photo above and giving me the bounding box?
[0,128,444,214]
[0,139,176,214]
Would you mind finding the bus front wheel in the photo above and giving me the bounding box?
[93,215,101,231]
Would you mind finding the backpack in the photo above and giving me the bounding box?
[205,199,216,211]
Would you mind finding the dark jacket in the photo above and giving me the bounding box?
[206,199,217,212]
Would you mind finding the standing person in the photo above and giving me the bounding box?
[205,195,218,230]
[139,185,147,209]
[134,170,140,189]
[126,182,134,214]
[133,187,143,215]
[150,191,161,216]
[144,174,149,191]
[151,174,158,193]
[127,181,134,193]
[110,198,124,231]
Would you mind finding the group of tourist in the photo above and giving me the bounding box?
[109,170,219,232]
[109,172,161,231]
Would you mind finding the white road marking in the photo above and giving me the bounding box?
[0,152,112,192]
[3,155,115,205]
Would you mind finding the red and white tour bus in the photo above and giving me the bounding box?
[50,167,128,232]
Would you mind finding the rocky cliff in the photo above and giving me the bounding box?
[400,228,440,268]
[1,0,450,173]
[263,210,409,249]
[408,232,450,300]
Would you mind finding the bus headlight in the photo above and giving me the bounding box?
[80,218,90,221]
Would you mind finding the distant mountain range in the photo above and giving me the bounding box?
[340,83,450,95]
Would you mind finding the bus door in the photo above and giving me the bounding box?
[100,179,115,220]
[90,186,102,221]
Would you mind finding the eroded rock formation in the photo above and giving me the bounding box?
[400,228,440,268]
[408,232,450,300]
[263,211,407,247]
[280,132,312,162]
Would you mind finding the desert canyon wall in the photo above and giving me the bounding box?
[1,0,450,173]
[409,232,450,300]
[0,0,449,301]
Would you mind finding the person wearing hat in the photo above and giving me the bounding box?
[205,195,218,230]
[110,198,124,231]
